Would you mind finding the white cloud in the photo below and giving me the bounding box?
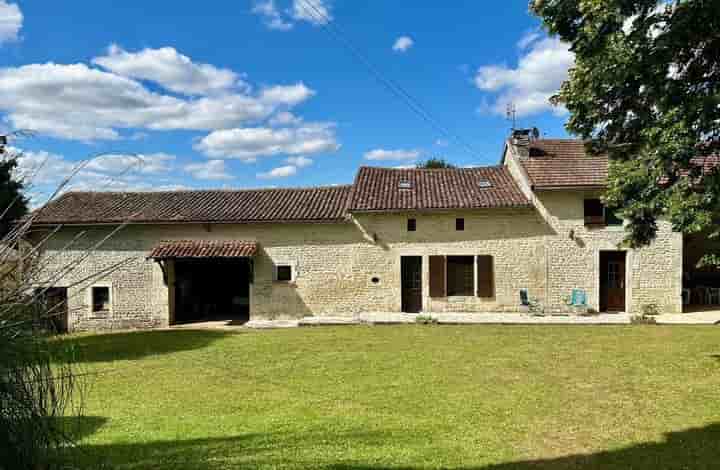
[260,82,314,105]
[291,0,332,25]
[252,0,293,31]
[285,155,313,167]
[0,1,21,45]
[474,37,573,117]
[363,148,420,161]
[184,159,234,180]
[393,36,414,53]
[257,165,297,179]
[0,60,315,141]
[516,31,540,50]
[8,147,185,204]
[253,0,332,30]
[195,122,339,161]
[93,44,243,95]
[84,152,175,175]
[269,111,303,126]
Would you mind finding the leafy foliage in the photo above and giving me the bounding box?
[416,158,456,169]
[0,147,29,238]
[531,0,720,255]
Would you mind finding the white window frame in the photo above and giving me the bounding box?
[273,261,296,283]
[88,283,112,316]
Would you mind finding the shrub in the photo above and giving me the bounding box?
[641,303,660,316]
[631,314,657,325]
[415,314,438,325]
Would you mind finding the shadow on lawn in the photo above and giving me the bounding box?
[75,429,419,470]
[331,423,720,470]
[55,329,235,363]
[70,423,720,470]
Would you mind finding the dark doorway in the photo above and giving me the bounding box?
[37,287,68,333]
[174,258,252,324]
[600,251,626,312]
[401,256,422,313]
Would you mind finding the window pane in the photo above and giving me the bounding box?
[584,199,604,217]
[92,287,110,312]
[584,199,605,225]
[407,218,416,232]
[276,265,292,282]
[456,218,465,231]
[447,256,474,296]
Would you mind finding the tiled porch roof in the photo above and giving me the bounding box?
[148,240,258,259]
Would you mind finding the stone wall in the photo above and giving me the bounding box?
[502,144,683,314]
[36,206,549,330]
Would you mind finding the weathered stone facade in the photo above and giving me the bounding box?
[502,143,683,315]
[35,141,685,331]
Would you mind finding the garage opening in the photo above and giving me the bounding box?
[174,258,252,324]
[148,240,257,325]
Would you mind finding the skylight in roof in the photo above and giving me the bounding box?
[477,180,493,188]
[398,180,412,189]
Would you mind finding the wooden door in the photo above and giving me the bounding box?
[601,252,626,312]
[401,256,422,313]
[44,287,68,333]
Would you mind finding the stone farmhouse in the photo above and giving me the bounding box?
[30,133,720,331]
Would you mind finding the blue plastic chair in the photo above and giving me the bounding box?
[570,289,587,307]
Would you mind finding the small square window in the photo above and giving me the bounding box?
[276,265,292,282]
[456,218,465,231]
[407,218,417,232]
[91,286,110,313]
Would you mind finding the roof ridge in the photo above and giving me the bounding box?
[61,184,353,196]
[359,165,507,171]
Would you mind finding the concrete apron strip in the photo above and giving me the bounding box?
[243,313,634,328]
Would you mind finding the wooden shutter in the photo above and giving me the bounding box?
[429,255,446,297]
[477,255,494,298]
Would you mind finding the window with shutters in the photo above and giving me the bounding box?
[446,256,474,296]
[584,199,623,226]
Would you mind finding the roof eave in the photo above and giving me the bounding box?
[347,204,534,215]
[30,218,350,227]
[532,184,607,191]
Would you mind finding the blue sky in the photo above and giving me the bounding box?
[0,1,573,202]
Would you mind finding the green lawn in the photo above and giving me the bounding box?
[61,325,720,469]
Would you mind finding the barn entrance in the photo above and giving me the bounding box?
[148,240,257,325]
[174,258,252,324]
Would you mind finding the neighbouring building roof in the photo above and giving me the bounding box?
[148,240,257,259]
[32,186,352,225]
[518,139,609,189]
[516,139,720,190]
[348,166,531,212]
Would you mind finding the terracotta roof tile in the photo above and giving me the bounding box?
[520,139,608,189]
[519,139,720,189]
[348,166,531,212]
[32,186,352,225]
[148,240,257,259]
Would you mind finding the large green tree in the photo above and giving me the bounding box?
[0,143,28,238]
[416,158,456,169]
[531,0,720,259]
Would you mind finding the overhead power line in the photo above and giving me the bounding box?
[295,0,485,160]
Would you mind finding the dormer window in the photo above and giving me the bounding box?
[398,180,412,190]
[477,180,492,188]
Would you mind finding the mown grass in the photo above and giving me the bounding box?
[61,326,720,469]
